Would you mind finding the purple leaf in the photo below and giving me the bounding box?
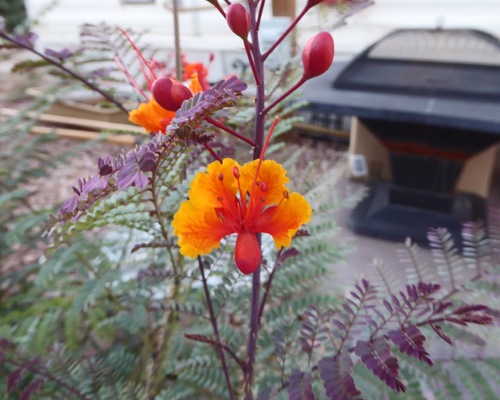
[19,379,43,400]
[388,324,433,366]
[7,369,23,393]
[288,369,315,400]
[318,353,362,400]
[14,32,38,48]
[354,338,405,393]
[44,47,74,60]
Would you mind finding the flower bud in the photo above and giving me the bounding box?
[226,3,251,40]
[152,77,193,112]
[302,31,334,79]
[235,231,261,274]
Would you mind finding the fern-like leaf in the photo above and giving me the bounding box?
[318,352,362,400]
[354,337,405,393]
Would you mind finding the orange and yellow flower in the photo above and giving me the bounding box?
[129,73,205,134]
[172,157,311,274]
[129,97,175,134]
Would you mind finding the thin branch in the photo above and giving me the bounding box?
[262,5,308,61]
[258,249,282,325]
[0,32,129,114]
[198,256,235,400]
[256,0,266,31]
[203,142,222,162]
[204,116,255,146]
[244,40,262,87]
[262,76,306,115]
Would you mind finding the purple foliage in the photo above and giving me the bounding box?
[318,353,361,400]
[19,379,44,400]
[55,135,173,224]
[44,47,74,61]
[288,369,315,400]
[388,324,432,366]
[354,338,405,393]
[167,76,247,144]
[300,305,330,357]
[13,32,38,48]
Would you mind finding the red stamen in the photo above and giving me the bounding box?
[246,117,279,220]
[114,56,148,101]
[120,28,158,87]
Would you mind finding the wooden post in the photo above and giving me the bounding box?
[272,0,296,19]
[272,0,297,55]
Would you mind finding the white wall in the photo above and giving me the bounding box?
[25,0,500,76]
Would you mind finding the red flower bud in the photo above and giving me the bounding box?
[235,231,261,274]
[302,31,334,79]
[151,78,193,112]
[226,3,251,40]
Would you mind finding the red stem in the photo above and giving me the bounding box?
[243,1,266,398]
[204,116,255,146]
[203,142,222,162]
[262,5,309,61]
[262,76,306,115]
[198,257,235,400]
[244,40,262,87]
[256,0,266,32]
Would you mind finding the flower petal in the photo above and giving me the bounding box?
[189,159,239,211]
[241,159,289,206]
[172,201,236,258]
[254,192,312,249]
[129,97,175,133]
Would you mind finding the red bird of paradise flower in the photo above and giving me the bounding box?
[117,29,206,134]
[172,118,312,274]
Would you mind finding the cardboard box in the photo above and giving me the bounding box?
[348,117,499,199]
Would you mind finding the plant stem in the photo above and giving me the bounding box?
[0,32,129,114]
[198,256,235,400]
[262,5,309,61]
[258,249,282,325]
[244,40,261,87]
[203,142,222,162]
[262,76,306,115]
[205,116,256,146]
[243,1,266,398]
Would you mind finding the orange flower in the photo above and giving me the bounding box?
[172,157,311,274]
[129,74,204,133]
[129,97,175,134]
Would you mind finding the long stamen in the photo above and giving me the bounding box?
[233,166,247,219]
[250,116,279,198]
[114,56,149,101]
[120,28,158,85]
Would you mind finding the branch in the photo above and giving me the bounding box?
[198,256,235,400]
[204,116,255,146]
[262,5,308,61]
[0,32,129,114]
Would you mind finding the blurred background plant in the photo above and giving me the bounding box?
[0,1,499,399]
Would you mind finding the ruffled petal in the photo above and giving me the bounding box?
[253,192,311,249]
[189,159,239,211]
[240,159,289,206]
[189,72,204,94]
[172,200,236,258]
[129,97,175,133]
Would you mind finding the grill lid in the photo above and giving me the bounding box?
[334,29,500,101]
